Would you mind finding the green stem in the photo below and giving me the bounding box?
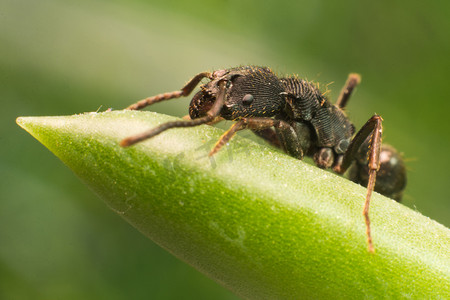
[17,111,450,299]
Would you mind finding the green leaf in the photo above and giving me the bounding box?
[17,111,450,299]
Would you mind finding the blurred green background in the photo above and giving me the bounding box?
[1,0,449,299]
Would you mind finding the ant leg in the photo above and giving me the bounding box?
[252,128,282,149]
[120,80,226,147]
[209,118,300,157]
[125,72,212,110]
[182,114,224,126]
[335,114,382,253]
[251,121,312,159]
[335,73,361,109]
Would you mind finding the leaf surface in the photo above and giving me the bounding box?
[17,111,450,299]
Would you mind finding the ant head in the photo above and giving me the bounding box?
[189,66,286,120]
[189,87,215,119]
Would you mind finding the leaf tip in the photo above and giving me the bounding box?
[16,116,25,127]
[16,116,34,133]
[16,116,59,145]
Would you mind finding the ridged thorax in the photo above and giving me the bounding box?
[280,77,328,121]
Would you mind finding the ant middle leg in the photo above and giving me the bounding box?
[120,80,226,147]
[334,114,383,253]
[125,71,213,110]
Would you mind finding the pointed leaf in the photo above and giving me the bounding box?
[17,111,450,299]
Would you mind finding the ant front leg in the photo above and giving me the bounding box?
[335,114,383,253]
[182,114,225,126]
[120,80,227,147]
[250,120,312,160]
[125,72,213,110]
[251,128,283,149]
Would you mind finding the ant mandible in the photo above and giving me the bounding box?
[120,66,407,252]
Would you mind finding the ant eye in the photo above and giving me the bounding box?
[242,94,254,105]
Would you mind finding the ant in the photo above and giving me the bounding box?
[120,66,407,252]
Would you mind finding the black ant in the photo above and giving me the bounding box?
[120,66,407,252]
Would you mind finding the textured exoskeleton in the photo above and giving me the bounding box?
[121,66,407,252]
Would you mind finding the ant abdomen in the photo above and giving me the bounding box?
[348,144,407,202]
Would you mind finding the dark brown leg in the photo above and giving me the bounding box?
[209,118,294,156]
[252,121,311,160]
[314,148,334,169]
[335,73,361,109]
[252,128,282,149]
[335,114,383,253]
[125,72,212,110]
[182,115,224,125]
[120,80,226,147]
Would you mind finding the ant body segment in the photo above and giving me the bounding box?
[120,66,406,252]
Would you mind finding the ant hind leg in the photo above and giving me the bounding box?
[335,114,383,253]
